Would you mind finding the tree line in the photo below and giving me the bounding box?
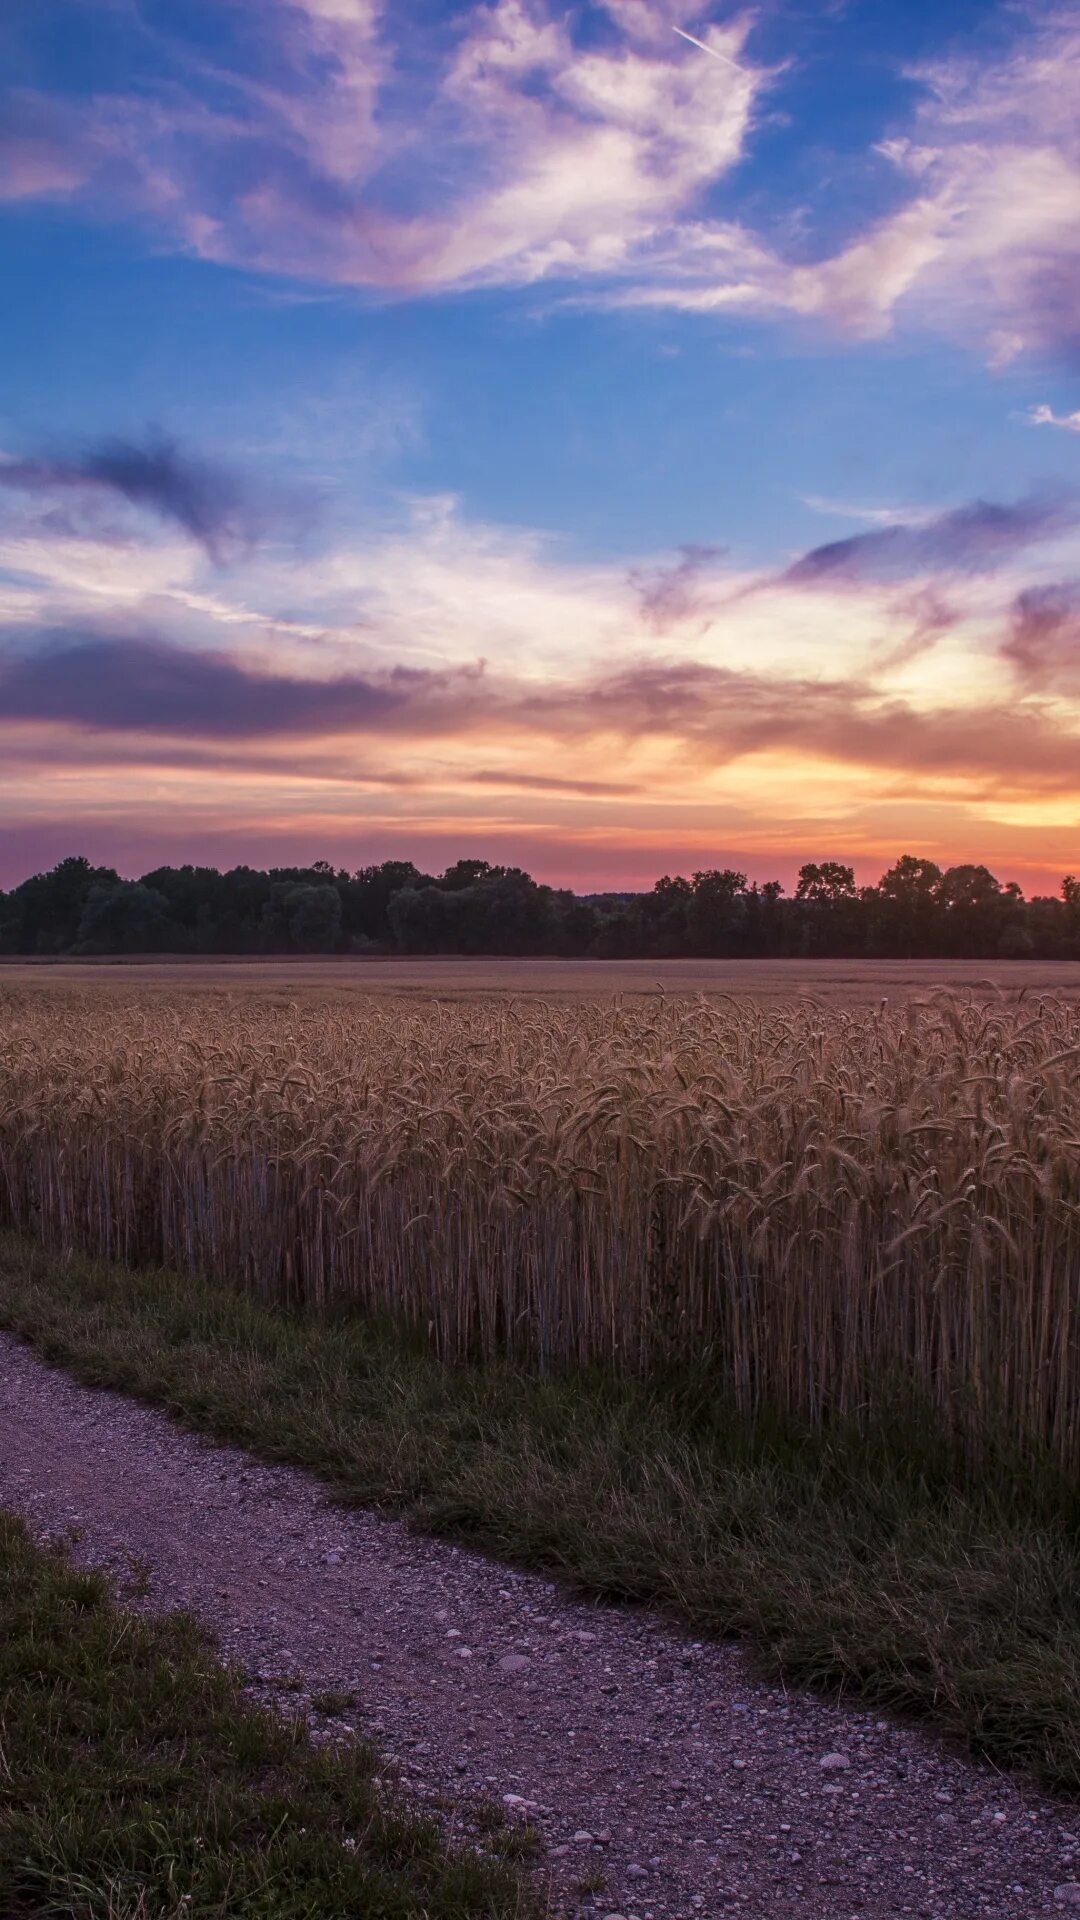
[1,853,1079,961]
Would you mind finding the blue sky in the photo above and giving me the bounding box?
[1,0,1078,890]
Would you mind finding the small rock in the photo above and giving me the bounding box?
[1054,1888,1080,1908]
[819,1752,851,1771]
[573,1830,595,1844]
[625,1864,647,1879]
[499,1653,531,1673]
[324,1550,343,1566]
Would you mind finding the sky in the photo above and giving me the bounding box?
[1,0,1079,895]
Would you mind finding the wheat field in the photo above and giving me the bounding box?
[2,981,1079,1462]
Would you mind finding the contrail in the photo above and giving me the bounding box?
[672,24,740,70]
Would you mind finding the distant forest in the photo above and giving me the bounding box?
[3,853,1080,961]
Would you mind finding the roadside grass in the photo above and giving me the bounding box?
[2,1230,1080,1798]
[0,1505,532,1920]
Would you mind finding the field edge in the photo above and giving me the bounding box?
[2,1228,1079,1800]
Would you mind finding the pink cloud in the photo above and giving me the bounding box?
[0,135,89,202]
[0,2,769,293]
[8,3,1077,365]
[607,16,1080,362]
[5,628,1080,808]
[3,451,1080,896]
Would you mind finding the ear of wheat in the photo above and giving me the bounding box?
[1,984,1077,1463]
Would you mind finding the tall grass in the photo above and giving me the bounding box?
[1,984,1079,1462]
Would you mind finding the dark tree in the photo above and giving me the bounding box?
[795,862,860,953]
[76,881,174,954]
[687,869,748,956]
[3,856,121,954]
[347,862,432,946]
[870,855,943,957]
[1,851,1076,962]
[935,864,1009,956]
[439,858,504,892]
[640,875,693,956]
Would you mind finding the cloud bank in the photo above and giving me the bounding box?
[0,634,471,736]
[2,420,1079,892]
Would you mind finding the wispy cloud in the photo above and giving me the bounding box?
[606,14,1080,364]
[468,767,634,797]
[801,496,935,529]
[783,489,1079,585]
[1026,403,1080,434]
[0,435,274,563]
[1,1,767,296]
[536,655,1080,792]
[630,542,725,633]
[1001,580,1080,690]
[5,4,1078,365]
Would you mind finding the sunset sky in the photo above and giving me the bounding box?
[2,0,1079,893]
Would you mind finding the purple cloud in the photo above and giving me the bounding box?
[6,627,1080,799]
[0,435,269,562]
[630,544,726,634]
[0,91,101,204]
[784,490,1078,585]
[1002,581,1080,689]
[0,634,473,737]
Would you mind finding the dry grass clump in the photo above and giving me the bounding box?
[1,985,1078,1462]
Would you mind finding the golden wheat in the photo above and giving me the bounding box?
[1,983,1078,1459]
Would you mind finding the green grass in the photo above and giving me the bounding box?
[0,1505,532,1920]
[2,1229,1080,1798]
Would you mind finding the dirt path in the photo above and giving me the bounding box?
[1,1333,1076,1920]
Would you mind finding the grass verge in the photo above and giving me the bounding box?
[0,1504,532,1920]
[2,1229,1080,1797]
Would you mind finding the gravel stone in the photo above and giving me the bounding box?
[0,1331,1071,1920]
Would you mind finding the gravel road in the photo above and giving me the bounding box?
[1,1330,1077,1919]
